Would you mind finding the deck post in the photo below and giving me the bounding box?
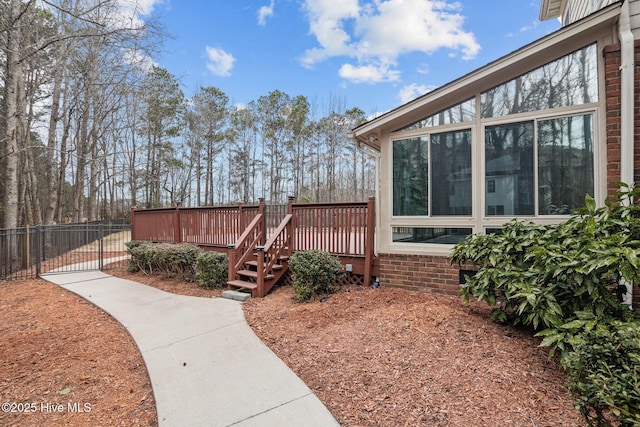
[238,202,245,235]
[258,198,266,245]
[364,196,375,287]
[227,244,236,283]
[256,245,265,297]
[288,196,295,257]
[174,202,182,243]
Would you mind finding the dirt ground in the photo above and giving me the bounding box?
[1,259,585,426]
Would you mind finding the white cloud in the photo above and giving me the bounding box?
[122,47,157,71]
[339,63,400,84]
[257,0,275,26]
[301,0,360,67]
[205,46,236,77]
[115,0,163,28]
[416,63,430,75]
[301,0,480,83]
[397,83,434,104]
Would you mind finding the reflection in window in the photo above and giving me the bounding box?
[392,227,472,244]
[485,122,535,216]
[399,98,475,131]
[481,44,597,118]
[393,137,429,216]
[538,114,594,214]
[431,130,472,216]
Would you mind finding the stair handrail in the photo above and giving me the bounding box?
[263,214,293,262]
[228,213,264,282]
[256,213,293,297]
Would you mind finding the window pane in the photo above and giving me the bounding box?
[481,44,598,118]
[392,227,472,244]
[398,98,475,131]
[485,122,535,215]
[538,114,594,214]
[431,129,472,216]
[393,137,429,216]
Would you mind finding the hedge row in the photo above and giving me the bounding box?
[125,241,228,288]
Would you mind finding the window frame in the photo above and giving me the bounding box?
[480,105,599,224]
[390,123,476,220]
[386,40,604,249]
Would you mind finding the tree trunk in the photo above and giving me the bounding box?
[1,0,26,230]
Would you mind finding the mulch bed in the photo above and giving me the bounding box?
[2,258,585,426]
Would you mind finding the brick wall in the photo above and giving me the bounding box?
[377,253,466,296]
[604,43,622,199]
[603,41,640,309]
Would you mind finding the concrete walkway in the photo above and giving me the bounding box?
[42,265,339,427]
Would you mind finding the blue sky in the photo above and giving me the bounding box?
[141,0,561,116]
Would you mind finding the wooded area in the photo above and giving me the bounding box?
[0,0,375,230]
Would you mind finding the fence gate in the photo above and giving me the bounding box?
[0,222,131,281]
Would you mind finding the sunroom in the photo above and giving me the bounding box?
[351,2,629,295]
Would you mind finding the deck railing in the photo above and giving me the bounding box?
[130,197,377,287]
[131,202,260,247]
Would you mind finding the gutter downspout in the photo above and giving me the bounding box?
[619,0,634,306]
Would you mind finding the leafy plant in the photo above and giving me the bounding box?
[451,190,639,357]
[452,184,640,427]
[125,240,145,272]
[195,252,228,288]
[563,319,640,427]
[126,241,201,280]
[288,250,343,302]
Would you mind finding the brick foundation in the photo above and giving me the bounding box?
[378,253,467,296]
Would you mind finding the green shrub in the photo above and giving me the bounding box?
[288,250,342,302]
[451,191,639,358]
[564,319,640,427]
[126,241,201,280]
[125,240,145,272]
[195,252,228,288]
[451,185,640,427]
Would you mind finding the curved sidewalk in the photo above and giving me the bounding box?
[42,267,339,427]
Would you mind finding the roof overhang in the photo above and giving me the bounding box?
[352,2,622,152]
[539,0,566,21]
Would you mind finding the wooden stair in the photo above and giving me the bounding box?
[226,254,289,297]
[226,202,293,298]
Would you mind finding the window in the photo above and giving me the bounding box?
[388,43,600,246]
[392,227,472,244]
[485,122,535,216]
[538,114,594,214]
[399,98,475,131]
[485,114,594,216]
[393,137,429,216]
[431,130,472,215]
[392,130,472,217]
[481,44,597,118]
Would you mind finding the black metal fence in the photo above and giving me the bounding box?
[0,221,131,280]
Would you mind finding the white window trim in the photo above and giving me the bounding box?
[388,104,600,250]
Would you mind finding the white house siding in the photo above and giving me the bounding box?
[563,0,591,25]
[631,0,640,38]
[558,0,640,36]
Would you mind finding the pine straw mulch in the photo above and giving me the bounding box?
[107,261,584,427]
[0,278,156,427]
[2,257,585,426]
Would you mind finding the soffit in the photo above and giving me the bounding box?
[540,0,567,20]
[352,2,621,151]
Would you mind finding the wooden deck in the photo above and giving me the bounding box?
[130,198,378,296]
